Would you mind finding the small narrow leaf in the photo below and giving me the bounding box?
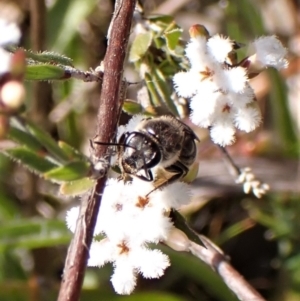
[60,177,95,196]
[123,99,143,115]
[44,161,91,181]
[26,123,69,163]
[8,126,43,152]
[25,64,65,80]
[8,47,74,66]
[28,51,73,66]
[58,141,87,161]
[144,72,163,107]
[4,147,57,174]
[129,32,152,62]
[151,69,179,116]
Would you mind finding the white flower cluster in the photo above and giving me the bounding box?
[66,178,192,295]
[236,167,270,198]
[0,18,21,74]
[173,24,288,146]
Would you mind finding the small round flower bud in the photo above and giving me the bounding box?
[164,227,191,252]
[1,80,25,110]
[189,24,210,39]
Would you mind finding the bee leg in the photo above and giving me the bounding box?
[164,161,189,184]
[147,162,188,196]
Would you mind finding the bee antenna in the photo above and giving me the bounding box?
[92,140,136,150]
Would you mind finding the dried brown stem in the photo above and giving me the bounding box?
[56,1,136,301]
[189,236,266,301]
[30,0,53,129]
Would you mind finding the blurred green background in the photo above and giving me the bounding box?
[0,0,299,300]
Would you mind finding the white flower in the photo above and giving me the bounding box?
[173,25,288,146]
[88,237,170,295]
[207,34,233,63]
[66,174,192,295]
[173,71,199,98]
[218,67,248,93]
[111,261,137,295]
[236,167,270,198]
[234,103,262,132]
[0,18,21,75]
[0,18,21,46]
[122,114,145,133]
[185,36,208,70]
[252,36,288,70]
[65,206,80,233]
[210,119,236,146]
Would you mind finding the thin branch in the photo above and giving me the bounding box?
[29,0,53,129]
[189,236,266,301]
[218,145,241,178]
[56,1,136,301]
[63,66,103,82]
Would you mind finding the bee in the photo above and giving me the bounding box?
[116,115,199,190]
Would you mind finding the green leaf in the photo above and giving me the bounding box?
[27,50,73,66]
[151,68,179,116]
[4,147,57,174]
[147,15,174,27]
[58,141,87,161]
[59,177,95,196]
[268,69,299,156]
[48,0,96,53]
[129,32,152,62]
[8,126,43,152]
[0,219,70,250]
[7,47,74,66]
[123,99,144,115]
[164,28,182,51]
[44,161,91,181]
[144,72,163,107]
[25,64,65,80]
[26,122,69,163]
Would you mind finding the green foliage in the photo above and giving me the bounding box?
[4,147,57,173]
[25,64,66,80]
[59,177,95,196]
[246,194,300,289]
[0,219,70,250]
[5,118,91,183]
[44,161,90,181]
[128,15,184,116]
[129,32,153,63]
[123,99,144,115]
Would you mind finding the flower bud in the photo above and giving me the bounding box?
[189,24,209,39]
[1,80,25,110]
[164,227,191,251]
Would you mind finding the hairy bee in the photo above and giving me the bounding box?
[117,115,199,189]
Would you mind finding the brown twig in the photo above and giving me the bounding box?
[56,1,136,301]
[29,0,53,129]
[189,236,266,301]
